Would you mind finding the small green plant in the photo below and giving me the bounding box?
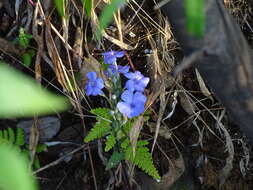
[18,28,35,67]
[0,127,46,169]
[84,51,160,180]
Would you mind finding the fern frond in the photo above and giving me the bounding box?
[7,128,15,144]
[105,134,116,152]
[125,140,160,180]
[0,130,3,139]
[3,129,8,140]
[106,151,124,170]
[84,121,111,142]
[91,108,112,121]
[15,128,25,146]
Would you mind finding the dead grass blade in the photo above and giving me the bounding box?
[195,69,213,101]
[129,116,144,156]
[216,110,234,187]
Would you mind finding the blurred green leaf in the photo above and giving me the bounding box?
[0,63,70,118]
[81,0,92,17]
[0,144,38,190]
[185,0,205,37]
[96,0,127,39]
[54,0,65,17]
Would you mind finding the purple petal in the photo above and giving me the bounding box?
[124,72,135,79]
[121,90,133,104]
[130,104,145,118]
[95,78,104,89]
[86,72,97,81]
[85,83,92,96]
[102,51,116,56]
[104,57,117,64]
[117,102,131,117]
[133,92,147,104]
[92,88,103,96]
[133,71,143,80]
[125,80,135,92]
[115,51,125,58]
[118,65,130,74]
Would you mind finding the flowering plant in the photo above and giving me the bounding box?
[84,50,160,180]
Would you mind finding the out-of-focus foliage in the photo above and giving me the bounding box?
[54,0,65,17]
[81,0,92,17]
[0,63,70,118]
[185,0,205,37]
[0,144,38,190]
[96,0,127,38]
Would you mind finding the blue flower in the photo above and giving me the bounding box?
[85,72,104,96]
[124,71,149,92]
[117,90,147,118]
[102,50,125,64]
[106,64,130,76]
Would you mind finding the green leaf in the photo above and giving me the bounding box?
[91,108,112,120]
[22,53,32,67]
[125,140,160,180]
[81,0,92,17]
[15,128,25,146]
[7,128,15,144]
[0,144,38,190]
[105,134,116,152]
[96,0,127,39]
[106,151,124,170]
[18,28,33,49]
[36,144,47,153]
[0,63,70,118]
[84,120,111,142]
[54,0,65,17]
[185,0,205,37]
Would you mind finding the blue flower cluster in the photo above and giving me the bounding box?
[85,50,149,118]
[85,72,104,96]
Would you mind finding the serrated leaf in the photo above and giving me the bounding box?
[125,141,160,180]
[105,134,116,152]
[106,151,124,170]
[0,144,38,190]
[15,128,25,146]
[91,108,112,121]
[36,144,47,153]
[7,128,15,144]
[0,63,70,118]
[96,0,127,39]
[185,0,205,37]
[84,121,111,142]
[121,138,130,149]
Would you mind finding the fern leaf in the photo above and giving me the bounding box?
[121,138,130,149]
[105,134,116,152]
[0,130,3,139]
[91,108,112,121]
[3,129,8,140]
[36,144,47,153]
[15,128,25,146]
[7,128,15,144]
[125,141,160,180]
[33,155,41,169]
[84,121,111,142]
[106,151,124,170]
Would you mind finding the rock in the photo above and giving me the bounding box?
[17,116,61,143]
